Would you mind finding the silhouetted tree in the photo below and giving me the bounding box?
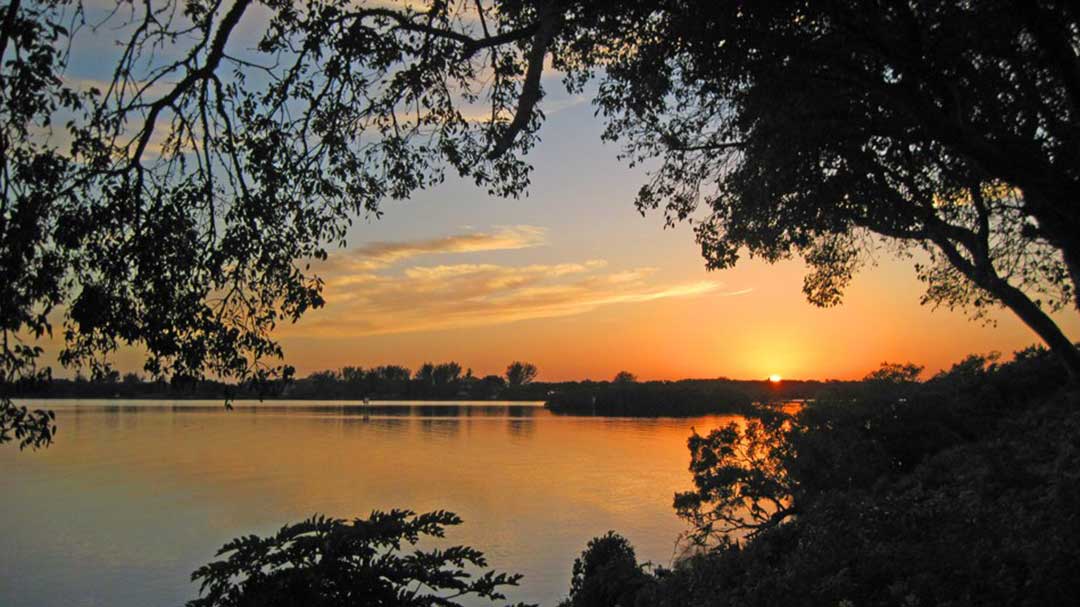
[623,348,1080,607]
[674,406,797,545]
[558,531,652,607]
[378,365,412,384]
[864,362,924,384]
[373,365,412,397]
[414,363,436,387]
[433,362,463,386]
[475,375,508,400]
[187,509,531,607]
[308,370,341,396]
[505,361,538,387]
[340,366,366,398]
[612,371,637,384]
[569,1,1080,376]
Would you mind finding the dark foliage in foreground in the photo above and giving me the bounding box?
[0,402,55,449]
[557,532,652,607]
[562,347,1080,607]
[188,509,531,607]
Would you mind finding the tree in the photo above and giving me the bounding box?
[1,0,559,446]
[414,363,436,386]
[378,365,413,384]
[373,365,412,396]
[612,371,636,384]
[187,509,531,607]
[558,531,651,607]
[864,362,924,385]
[433,361,463,386]
[633,350,1080,607]
[504,361,538,387]
[569,0,1080,377]
[475,374,507,399]
[304,369,342,398]
[340,366,366,397]
[673,406,797,546]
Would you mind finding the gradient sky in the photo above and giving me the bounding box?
[265,91,1080,382]
[55,3,1080,382]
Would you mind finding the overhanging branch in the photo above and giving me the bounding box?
[486,0,562,160]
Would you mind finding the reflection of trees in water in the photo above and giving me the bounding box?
[420,419,461,439]
[506,419,535,439]
[410,405,463,418]
[103,406,121,430]
[341,416,409,436]
[507,406,536,418]
[38,402,553,445]
[70,406,83,431]
[463,405,516,418]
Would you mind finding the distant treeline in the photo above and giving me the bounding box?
[544,378,857,416]
[8,373,280,400]
[8,360,862,416]
[6,361,543,401]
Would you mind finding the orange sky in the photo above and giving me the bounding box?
[52,94,1080,382]
[52,32,1080,383]
[276,248,1080,382]
[254,92,1078,382]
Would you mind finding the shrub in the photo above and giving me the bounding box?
[188,509,531,607]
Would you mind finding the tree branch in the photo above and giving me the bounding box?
[0,0,21,61]
[486,0,562,159]
[130,0,252,166]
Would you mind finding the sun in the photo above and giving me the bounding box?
[768,374,782,383]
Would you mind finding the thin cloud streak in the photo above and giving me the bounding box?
[326,225,548,272]
[287,234,752,337]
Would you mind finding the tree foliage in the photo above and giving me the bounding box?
[674,406,796,544]
[0,0,560,446]
[567,348,1080,606]
[504,361,537,387]
[863,362,924,384]
[188,509,532,607]
[568,0,1080,375]
[558,531,652,607]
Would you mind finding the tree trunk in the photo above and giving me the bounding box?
[986,275,1080,380]
[931,233,1080,380]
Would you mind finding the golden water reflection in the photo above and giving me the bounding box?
[1,400,744,606]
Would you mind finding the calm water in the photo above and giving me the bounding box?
[1,399,742,606]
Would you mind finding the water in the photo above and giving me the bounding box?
[1,399,742,606]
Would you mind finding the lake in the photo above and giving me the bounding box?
[1,399,742,606]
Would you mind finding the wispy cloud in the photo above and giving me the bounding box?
[324,225,548,272]
[288,229,751,337]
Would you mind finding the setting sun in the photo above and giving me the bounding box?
[769,374,783,383]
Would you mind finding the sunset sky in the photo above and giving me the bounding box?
[55,4,1080,383]
[260,87,1078,382]
[76,82,1080,382]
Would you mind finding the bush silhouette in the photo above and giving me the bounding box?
[188,509,531,607]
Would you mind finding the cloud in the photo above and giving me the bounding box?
[286,232,751,337]
[323,225,548,272]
